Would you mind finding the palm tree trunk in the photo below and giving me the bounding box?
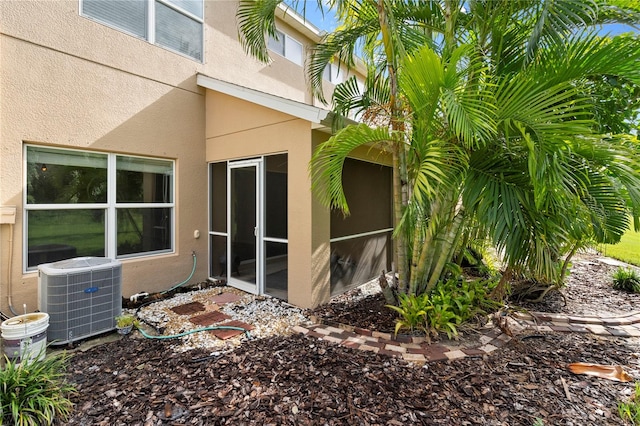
[560,241,580,283]
[377,0,409,293]
[425,206,465,292]
[409,202,441,295]
[408,215,432,296]
[490,266,512,302]
[456,225,471,267]
[392,142,407,292]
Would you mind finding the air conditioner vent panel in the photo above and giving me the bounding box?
[38,257,122,345]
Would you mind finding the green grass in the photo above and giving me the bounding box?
[28,210,105,256]
[28,209,147,257]
[618,382,640,425]
[600,231,640,266]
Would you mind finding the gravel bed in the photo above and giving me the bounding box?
[132,287,310,353]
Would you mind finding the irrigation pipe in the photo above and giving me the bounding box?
[160,251,197,294]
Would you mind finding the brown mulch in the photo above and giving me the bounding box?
[308,293,399,334]
[63,252,640,425]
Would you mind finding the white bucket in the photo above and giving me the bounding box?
[1,312,49,363]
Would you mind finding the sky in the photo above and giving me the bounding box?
[287,2,337,32]
[289,2,638,36]
[600,23,639,36]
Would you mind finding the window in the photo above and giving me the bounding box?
[268,29,303,65]
[25,145,174,270]
[323,63,343,84]
[81,0,203,61]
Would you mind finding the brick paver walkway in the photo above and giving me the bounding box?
[294,311,640,365]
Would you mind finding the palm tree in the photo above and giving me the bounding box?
[238,0,640,303]
[239,0,445,298]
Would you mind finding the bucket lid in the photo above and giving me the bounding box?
[1,313,49,329]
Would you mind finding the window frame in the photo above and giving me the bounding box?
[323,63,343,83]
[268,29,303,65]
[23,144,175,272]
[79,0,204,62]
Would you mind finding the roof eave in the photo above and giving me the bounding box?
[196,74,330,124]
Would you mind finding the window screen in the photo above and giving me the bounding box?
[164,0,203,18]
[268,30,285,56]
[81,0,203,61]
[284,36,303,65]
[25,145,175,269]
[268,30,302,65]
[155,1,203,60]
[82,0,147,38]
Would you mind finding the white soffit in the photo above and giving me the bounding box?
[275,2,324,42]
[197,74,330,124]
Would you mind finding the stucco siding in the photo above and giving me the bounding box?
[205,90,331,308]
[0,0,370,312]
[0,3,208,313]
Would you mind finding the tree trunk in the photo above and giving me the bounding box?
[560,241,580,283]
[425,206,465,293]
[377,0,409,293]
[392,142,407,292]
[408,215,430,296]
[490,266,512,302]
[409,201,441,295]
[378,270,397,305]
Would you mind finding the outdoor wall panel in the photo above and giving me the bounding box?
[330,157,393,295]
[330,158,392,238]
[330,232,392,296]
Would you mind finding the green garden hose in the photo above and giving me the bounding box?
[134,252,252,341]
[160,252,197,294]
[137,325,251,340]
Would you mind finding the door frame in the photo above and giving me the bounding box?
[226,158,263,294]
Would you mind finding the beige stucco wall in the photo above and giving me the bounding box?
[206,3,312,105]
[0,0,368,312]
[205,90,331,308]
[0,1,210,314]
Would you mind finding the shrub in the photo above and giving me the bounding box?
[612,267,640,293]
[387,278,500,339]
[0,351,76,425]
[437,278,500,320]
[386,293,430,335]
[618,382,640,425]
[425,286,462,339]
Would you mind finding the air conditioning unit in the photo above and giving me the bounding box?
[38,257,122,345]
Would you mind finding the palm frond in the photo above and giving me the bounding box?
[331,76,367,126]
[534,33,640,87]
[308,22,376,104]
[496,77,593,147]
[409,139,468,205]
[310,124,397,214]
[464,150,530,246]
[399,44,444,120]
[524,0,599,63]
[593,0,640,29]
[442,45,497,148]
[237,0,283,64]
[569,137,640,233]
